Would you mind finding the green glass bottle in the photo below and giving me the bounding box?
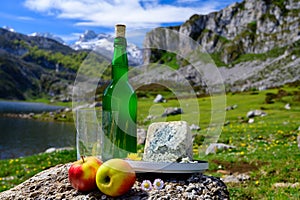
[102,24,137,161]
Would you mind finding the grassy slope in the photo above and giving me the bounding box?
[205,87,300,199]
[0,85,299,199]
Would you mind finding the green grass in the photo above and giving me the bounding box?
[0,84,300,199]
[200,86,300,199]
[0,150,76,192]
[23,45,89,71]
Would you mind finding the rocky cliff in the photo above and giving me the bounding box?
[143,0,300,92]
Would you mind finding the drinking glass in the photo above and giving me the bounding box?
[75,108,102,160]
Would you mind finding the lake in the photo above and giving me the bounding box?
[0,101,76,160]
[0,101,64,113]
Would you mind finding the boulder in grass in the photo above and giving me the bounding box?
[137,128,147,145]
[248,118,255,124]
[226,104,238,111]
[246,110,267,118]
[162,107,183,117]
[189,124,201,131]
[205,143,236,155]
[153,94,165,103]
[284,103,291,110]
[143,121,193,162]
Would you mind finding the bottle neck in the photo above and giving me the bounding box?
[112,37,128,81]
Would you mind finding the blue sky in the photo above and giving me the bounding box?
[0,0,241,43]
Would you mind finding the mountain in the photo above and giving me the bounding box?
[0,28,93,100]
[28,32,65,44]
[2,26,15,33]
[1,0,299,101]
[143,0,300,92]
[72,30,143,66]
[0,27,142,101]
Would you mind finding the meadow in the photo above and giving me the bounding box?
[0,84,299,199]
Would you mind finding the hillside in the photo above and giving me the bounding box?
[0,28,95,101]
[143,0,300,92]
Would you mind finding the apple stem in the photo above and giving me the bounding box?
[81,156,85,163]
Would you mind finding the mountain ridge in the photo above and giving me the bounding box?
[28,32,65,44]
[71,30,143,66]
[0,0,299,100]
[143,0,300,92]
[0,28,91,100]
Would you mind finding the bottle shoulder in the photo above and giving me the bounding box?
[103,81,136,96]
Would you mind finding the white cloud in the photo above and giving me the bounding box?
[17,16,35,21]
[0,12,35,22]
[23,0,222,29]
[176,0,201,3]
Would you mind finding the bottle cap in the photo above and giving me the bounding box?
[115,24,126,37]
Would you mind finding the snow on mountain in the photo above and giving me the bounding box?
[3,26,15,32]
[72,30,143,66]
[28,32,65,44]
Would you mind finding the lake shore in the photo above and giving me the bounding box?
[0,108,74,122]
[0,100,103,122]
[0,100,66,113]
[0,100,74,122]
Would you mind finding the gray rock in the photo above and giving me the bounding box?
[246,110,267,118]
[189,124,201,131]
[273,182,300,188]
[45,147,56,153]
[162,107,183,117]
[224,121,230,126]
[44,147,74,154]
[205,143,236,155]
[236,174,251,182]
[221,175,239,183]
[143,121,193,162]
[64,107,72,112]
[248,118,255,124]
[0,163,230,200]
[153,94,165,103]
[144,115,157,122]
[226,104,238,111]
[222,173,250,183]
[137,128,147,145]
[284,103,291,110]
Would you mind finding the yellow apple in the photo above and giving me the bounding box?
[68,156,102,192]
[96,158,136,197]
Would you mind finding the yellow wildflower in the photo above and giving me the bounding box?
[126,153,142,161]
[240,143,247,147]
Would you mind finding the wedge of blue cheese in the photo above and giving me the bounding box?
[143,121,193,162]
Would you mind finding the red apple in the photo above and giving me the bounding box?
[68,156,102,192]
[96,158,136,197]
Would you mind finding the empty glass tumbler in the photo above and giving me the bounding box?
[75,109,102,160]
